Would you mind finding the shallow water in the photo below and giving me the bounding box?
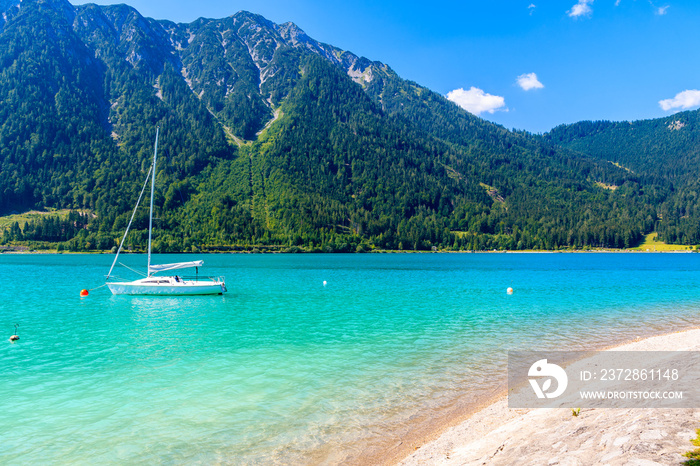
[1,253,699,464]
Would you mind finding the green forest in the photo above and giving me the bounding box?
[547,113,700,245]
[0,0,697,253]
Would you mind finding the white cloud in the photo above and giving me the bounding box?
[517,72,544,91]
[659,90,700,112]
[447,87,507,115]
[655,5,669,15]
[568,0,594,17]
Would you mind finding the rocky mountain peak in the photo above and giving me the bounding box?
[276,21,311,47]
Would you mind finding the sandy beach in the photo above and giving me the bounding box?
[399,328,700,465]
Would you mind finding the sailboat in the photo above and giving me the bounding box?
[106,127,227,296]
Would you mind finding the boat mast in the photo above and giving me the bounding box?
[105,161,153,281]
[147,127,159,276]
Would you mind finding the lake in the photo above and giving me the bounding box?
[2,253,700,463]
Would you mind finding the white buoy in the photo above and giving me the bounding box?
[323,281,327,286]
[507,287,514,295]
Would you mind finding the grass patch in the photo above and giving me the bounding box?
[595,181,618,191]
[685,428,700,465]
[631,233,697,252]
[0,209,74,231]
[610,161,634,173]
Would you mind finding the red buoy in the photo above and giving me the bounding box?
[80,289,89,297]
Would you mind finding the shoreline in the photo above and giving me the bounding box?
[323,324,700,466]
[1,248,698,255]
[396,327,700,466]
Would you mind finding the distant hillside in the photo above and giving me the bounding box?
[0,0,678,251]
[546,111,700,185]
[546,111,700,244]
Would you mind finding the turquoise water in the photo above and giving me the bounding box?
[2,253,700,464]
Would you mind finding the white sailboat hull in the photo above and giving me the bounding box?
[108,276,226,296]
[105,128,228,297]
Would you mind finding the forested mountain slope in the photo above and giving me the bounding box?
[0,0,678,251]
[547,111,700,244]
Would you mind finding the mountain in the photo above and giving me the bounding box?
[546,111,700,244]
[0,0,672,251]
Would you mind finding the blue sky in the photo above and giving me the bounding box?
[69,0,700,133]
